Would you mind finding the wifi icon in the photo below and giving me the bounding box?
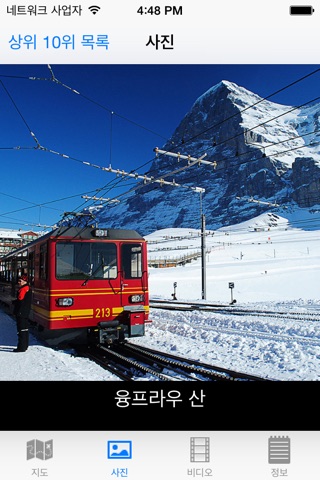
[88,5,101,14]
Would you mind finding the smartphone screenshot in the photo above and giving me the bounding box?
[0,0,319,478]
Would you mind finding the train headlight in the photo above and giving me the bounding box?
[92,228,108,237]
[56,297,74,307]
[129,294,145,303]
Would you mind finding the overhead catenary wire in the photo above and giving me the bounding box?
[0,153,206,227]
[3,64,320,173]
[0,65,317,170]
[1,65,320,228]
[0,80,208,210]
[36,65,320,168]
[90,158,206,193]
[1,130,318,228]
[7,122,319,213]
[21,64,170,143]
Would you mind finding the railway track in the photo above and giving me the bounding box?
[75,342,272,381]
[149,299,320,322]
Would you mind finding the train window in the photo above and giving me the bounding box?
[56,242,118,280]
[121,243,142,278]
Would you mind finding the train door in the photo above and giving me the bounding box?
[120,242,147,336]
[120,243,143,294]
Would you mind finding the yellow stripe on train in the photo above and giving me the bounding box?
[33,306,94,319]
[32,305,149,320]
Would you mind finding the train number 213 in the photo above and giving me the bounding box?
[95,308,111,318]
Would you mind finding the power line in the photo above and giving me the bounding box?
[4,65,319,184]
[28,65,170,142]
[1,66,320,228]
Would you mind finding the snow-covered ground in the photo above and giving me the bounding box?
[1,212,320,381]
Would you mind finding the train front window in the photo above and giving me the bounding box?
[56,242,117,280]
[121,243,143,278]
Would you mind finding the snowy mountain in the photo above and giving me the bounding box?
[94,80,320,235]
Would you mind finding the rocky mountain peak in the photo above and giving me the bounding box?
[93,80,320,235]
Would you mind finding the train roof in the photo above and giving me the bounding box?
[47,226,145,241]
[0,226,145,259]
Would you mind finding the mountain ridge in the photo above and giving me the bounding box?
[91,80,320,235]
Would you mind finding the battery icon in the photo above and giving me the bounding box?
[290,5,314,14]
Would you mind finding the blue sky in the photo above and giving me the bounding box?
[0,64,319,231]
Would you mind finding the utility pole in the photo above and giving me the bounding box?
[155,147,207,300]
[201,210,206,300]
[199,190,206,300]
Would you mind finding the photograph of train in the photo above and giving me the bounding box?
[0,64,320,381]
[0,212,320,381]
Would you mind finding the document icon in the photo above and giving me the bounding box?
[268,436,290,464]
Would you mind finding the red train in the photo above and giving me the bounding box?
[0,226,149,346]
